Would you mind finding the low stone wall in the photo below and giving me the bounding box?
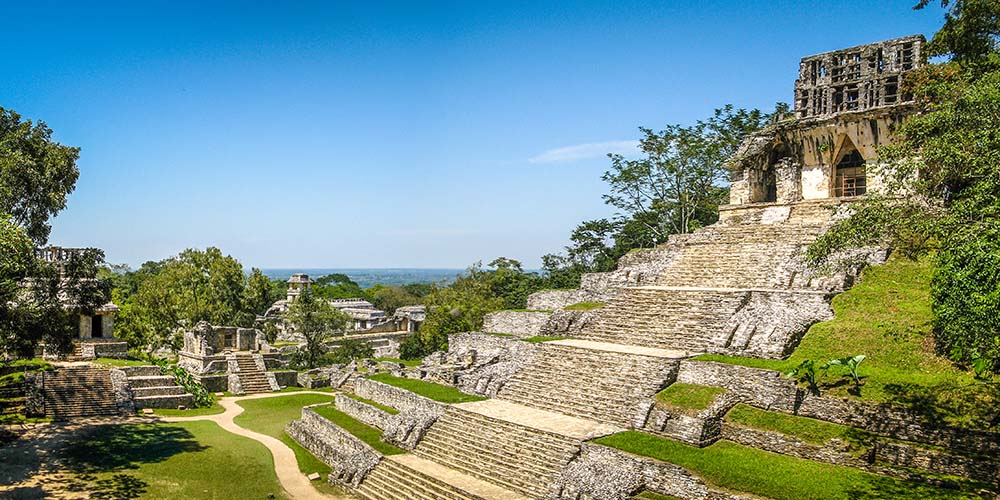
[540,309,600,337]
[709,290,834,359]
[108,368,136,415]
[23,372,43,416]
[721,423,867,469]
[178,352,228,375]
[270,370,297,388]
[875,441,1000,485]
[482,311,551,337]
[91,342,129,359]
[554,443,747,500]
[353,378,446,449]
[196,374,228,393]
[286,406,381,488]
[678,360,1000,460]
[336,393,392,430]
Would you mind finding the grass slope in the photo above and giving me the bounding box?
[233,393,342,495]
[656,383,726,412]
[310,404,405,455]
[367,373,486,403]
[695,257,997,429]
[595,431,980,500]
[60,421,287,499]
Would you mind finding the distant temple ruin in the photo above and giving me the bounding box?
[728,35,925,205]
[35,246,126,359]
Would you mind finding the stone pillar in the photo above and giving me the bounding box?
[775,159,803,203]
[79,314,92,339]
[102,314,115,339]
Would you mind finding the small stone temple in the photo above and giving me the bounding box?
[35,246,126,359]
[728,35,925,205]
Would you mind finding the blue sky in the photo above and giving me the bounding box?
[2,1,943,269]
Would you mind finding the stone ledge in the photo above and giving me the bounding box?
[286,406,382,489]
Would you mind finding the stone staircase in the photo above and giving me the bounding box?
[413,406,581,499]
[497,341,679,427]
[575,287,749,351]
[121,365,195,409]
[356,454,528,500]
[41,367,119,418]
[233,353,274,393]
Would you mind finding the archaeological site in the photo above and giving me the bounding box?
[3,3,1000,499]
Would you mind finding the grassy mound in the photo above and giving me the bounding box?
[655,383,726,412]
[594,431,983,499]
[695,256,998,429]
[367,373,486,403]
[564,301,604,311]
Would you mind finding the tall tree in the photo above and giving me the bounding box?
[0,107,81,245]
[286,289,351,368]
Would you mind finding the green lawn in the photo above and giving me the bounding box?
[367,373,487,403]
[656,383,726,412]
[310,404,405,455]
[725,403,870,450]
[594,431,982,500]
[564,301,604,311]
[694,257,998,429]
[57,421,287,499]
[232,393,341,496]
[151,404,226,417]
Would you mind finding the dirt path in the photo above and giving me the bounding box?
[161,391,352,500]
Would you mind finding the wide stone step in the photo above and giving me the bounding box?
[119,365,162,377]
[135,393,196,409]
[132,385,187,397]
[127,375,177,388]
[356,455,527,500]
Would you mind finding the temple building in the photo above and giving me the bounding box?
[35,246,126,359]
[728,35,925,205]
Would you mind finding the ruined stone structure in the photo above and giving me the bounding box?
[728,35,925,205]
[177,321,282,394]
[34,246,127,360]
[284,36,998,500]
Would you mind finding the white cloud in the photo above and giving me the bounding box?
[529,140,640,164]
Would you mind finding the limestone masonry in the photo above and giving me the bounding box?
[278,35,999,500]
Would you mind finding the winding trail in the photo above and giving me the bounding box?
[161,391,351,500]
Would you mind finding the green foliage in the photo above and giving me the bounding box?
[151,358,213,408]
[312,273,366,300]
[326,338,374,365]
[542,105,783,287]
[0,215,112,360]
[0,107,81,245]
[286,289,351,369]
[367,373,486,403]
[113,249,285,354]
[310,404,405,455]
[825,355,867,386]
[365,283,425,314]
[655,383,727,412]
[695,257,999,430]
[808,16,1000,375]
[786,359,823,394]
[593,431,981,499]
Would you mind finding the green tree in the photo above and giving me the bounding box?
[286,289,352,368]
[312,273,366,300]
[327,338,375,365]
[366,284,423,314]
[242,267,277,320]
[0,216,111,360]
[0,107,81,244]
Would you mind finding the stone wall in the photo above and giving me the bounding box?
[709,291,834,359]
[482,311,551,337]
[336,393,392,430]
[448,332,538,397]
[353,377,445,449]
[286,406,382,488]
[108,368,136,415]
[554,443,748,500]
[196,374,228,393]
[678,360,1000,459]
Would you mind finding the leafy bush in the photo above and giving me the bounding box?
[151,358,213,408]
[326,339,374,365]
